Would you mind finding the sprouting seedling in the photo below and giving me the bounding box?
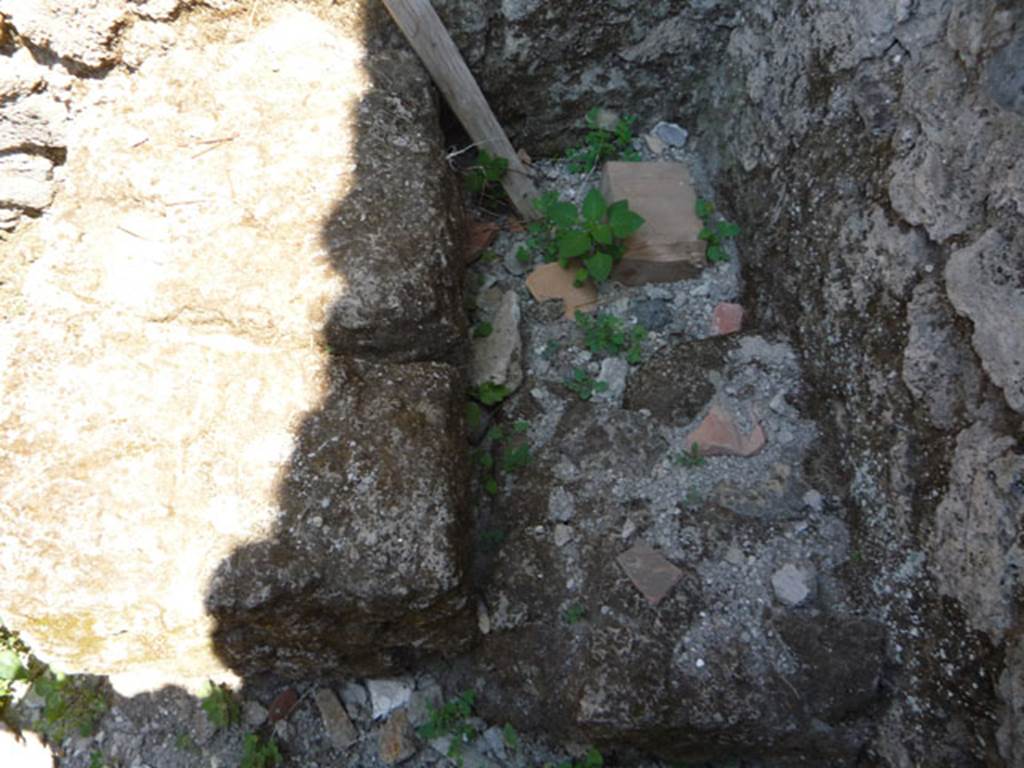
[676,443,706,468]
[565,368,609,401]
[575,311,647,364]
[695,197,740,264]
[464,150,508,199]
[566,107,641,173]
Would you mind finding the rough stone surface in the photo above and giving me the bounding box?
[314,688,358,752]
[378,708,417,765]
[0,7,471,682]
[3,0,127,69]
[946,229,1024,415]
[460,397,882,762]
[683,404,767,458]
[0,153,54,211]
[929,422,1024,640]
[470,290,523,391]
[624,335,736,425]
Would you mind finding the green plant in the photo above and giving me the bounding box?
[0,630,27,708]
[474,420,531,496]
[417,691,479,766]
[676,443,706,468]
[89,751,110,768]
[545,746,605,768]
[200,680,240,729]
[471,382,511,407]
[575,311,647,364]
[695,198,740,264]
[563,604,586,625]
[542,339,561,359]
[519,188,644,288]
[472,321,493,338]
[566,107,641,173]
[240,732,281,768]
[465,150,508,199]
[31,670,108,742]
[565,368,608,401]
[502,723,519,751]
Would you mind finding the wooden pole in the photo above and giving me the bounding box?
[381,0,540,220]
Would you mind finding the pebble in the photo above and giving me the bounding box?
[596,356,629,405]
[340,681,369,720]
[548,486,576,522]
[368,679,414,720]
[554,524,573,547]
[771,563,816,607]
[802,489,825,512]
[652,121,689,147]
[503,246,528,276]
[631,298,673,331]
[407,681,443,729]
[243,700,268,728]
[482,725,508,761]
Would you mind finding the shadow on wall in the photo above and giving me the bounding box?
[201,3,477,681]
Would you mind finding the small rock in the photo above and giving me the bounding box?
[802,490,825,513]
[548,487,575,523]
[617,542,683,606]
[407,681,442,729]
[771,563,816,607]
[477,601,491,635]
[464,218,500,264]
[725,546,745,566]
[0,154,54,211]
[777,429,795,446]
[769,391,788,414]
[554,524,573,547]
[621,519,637,540]
[503,246,528,276]
[710,302,744,336]
[470,290,523,393]
[482,726,508,761]
[243,700,268,728]
[267,688,299,723]
[273,720,290,742]
[314,688,359,751]
[379,708,417,765]
[631,298,673,331]
[340,681,369,720]
[644,133,667,154]
[368,679,414,720]
[684,405,767,457]
[652,121,688,147]
[596,356,629,405]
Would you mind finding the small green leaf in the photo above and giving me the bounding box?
[502,723,519,750]
[558,230,592,260]
[486,426,504,442]
[695,198,715,219]
[573,267,589,287]
[548,201,579,229]
[698,226,714,241]
[594,381,609,393]
[515,246,531,264]
[581,188,607,222]
[0,649,23,681]
[608,204,644,239]
[477,452,494,470]
[717,220,741,238]
[707,245,729,264]
[513,420,530,433]
[484,477,498,495]
[473,322,493,338]
[589,222,613,246]
[626,346,642,365]
[585,251,614,283]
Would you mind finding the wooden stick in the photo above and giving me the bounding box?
[381,0,539,220]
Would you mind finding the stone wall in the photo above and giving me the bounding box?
[430,0,1024,764]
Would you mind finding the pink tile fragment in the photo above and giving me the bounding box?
[710,302,744,336]
[683,405,766,458]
